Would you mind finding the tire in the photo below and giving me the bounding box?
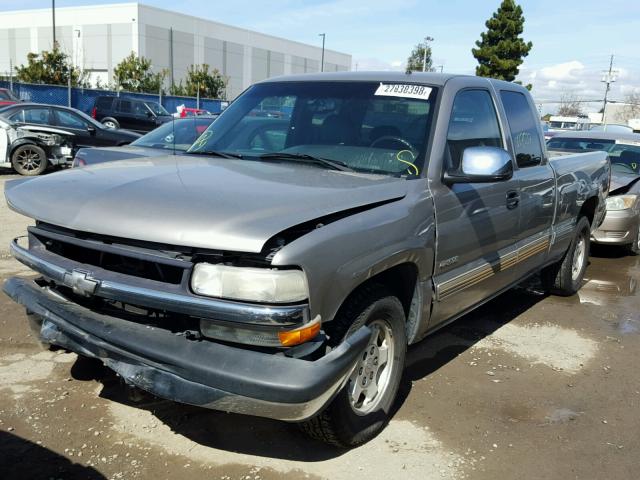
[542,216,591,296]
[300,284,407,448]
[11,144,48,176]
[101,117,119,129]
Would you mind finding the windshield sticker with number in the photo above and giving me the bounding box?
[374,83,432,101]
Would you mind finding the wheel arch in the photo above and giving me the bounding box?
[578,195,599,228]
[329,261,422,336]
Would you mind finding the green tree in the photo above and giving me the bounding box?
[170,64,227,99]
[406,39,433,73]
[113,52,165,93]
[472,0,532,82]
[15,46,88,87]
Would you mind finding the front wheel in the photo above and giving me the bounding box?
[11,144,48,176]
[542,216,591,296]
[300,285,406,448]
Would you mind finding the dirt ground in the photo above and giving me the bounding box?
[1,170,639,480]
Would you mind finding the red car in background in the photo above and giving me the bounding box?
[0,88,21,107]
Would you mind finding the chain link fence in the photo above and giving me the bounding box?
[0,80,227,116]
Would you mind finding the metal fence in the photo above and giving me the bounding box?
[0,81,227,116]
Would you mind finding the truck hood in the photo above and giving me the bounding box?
[5,155,407,253]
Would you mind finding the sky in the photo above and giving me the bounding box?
[2,0,639,113]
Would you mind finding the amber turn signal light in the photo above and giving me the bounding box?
[278,320,321,347]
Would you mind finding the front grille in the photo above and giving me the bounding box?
[31,226,188,284]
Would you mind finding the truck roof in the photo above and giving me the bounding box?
[259,71,522,90]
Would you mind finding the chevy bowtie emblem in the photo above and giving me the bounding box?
[63,270,99,297]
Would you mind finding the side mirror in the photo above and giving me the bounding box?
[87,125,96,134]
[146,111,154,118]
[444,146,514,184]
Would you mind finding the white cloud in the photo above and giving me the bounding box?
[520,60,640,114]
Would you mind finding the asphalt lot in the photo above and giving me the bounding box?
[0,170,639,480]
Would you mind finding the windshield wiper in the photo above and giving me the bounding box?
[186,150,244,159]
[259,152,353,171]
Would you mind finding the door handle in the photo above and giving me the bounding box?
[506,190,520,209]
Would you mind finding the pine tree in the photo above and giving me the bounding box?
[472,0,532,82]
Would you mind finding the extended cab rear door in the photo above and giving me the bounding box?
[430,85,521,325]
[496,88,555,275]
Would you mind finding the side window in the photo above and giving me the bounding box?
[23,108,52,125]
[96,97,113,110]
[8,110,25,123]
[117,100,132,114]
[500,91,544,168]
[446,90,502,170]
[133,102,148,115]
[56,110,89,129]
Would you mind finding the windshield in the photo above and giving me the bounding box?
[131,117,215,151]
[145,101,170,116]
[547,137,640,175]
[187,81,437,176]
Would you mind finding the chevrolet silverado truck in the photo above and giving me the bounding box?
[3,72,609,448]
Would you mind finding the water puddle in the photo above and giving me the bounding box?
[472,323,598,373]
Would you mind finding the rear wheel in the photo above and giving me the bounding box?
[300,285,406,448]
[101,118,119,129]
[542,216,591,296]
[11,144,48,176]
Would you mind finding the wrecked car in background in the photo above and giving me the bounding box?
[548,131,640,254]
[3,72,609,448]
[0,116,74,175]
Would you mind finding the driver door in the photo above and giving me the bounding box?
[430,89,521,326]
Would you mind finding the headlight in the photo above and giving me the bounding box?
[606,195,637,211]
[191,263,308,303]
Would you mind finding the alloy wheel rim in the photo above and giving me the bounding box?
[104,121,116,129]
[572,236,586,281]
[16,149,42,171]
[348,319,395,415]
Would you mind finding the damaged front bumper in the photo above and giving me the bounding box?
[3,277,370,422]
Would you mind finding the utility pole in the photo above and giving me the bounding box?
[318,33,326,72]
[436,64,444,73]
[601,55,618,127]
[422,36,434,72]
[169,27,174,90]
[52,0,56,47]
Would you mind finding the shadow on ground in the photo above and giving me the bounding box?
[67,282,547,461]
[0,430,107,479]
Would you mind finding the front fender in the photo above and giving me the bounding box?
[272,179,435,326]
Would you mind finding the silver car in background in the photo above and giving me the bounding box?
[548,131,640,253]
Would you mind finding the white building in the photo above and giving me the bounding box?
[0,3,352,99]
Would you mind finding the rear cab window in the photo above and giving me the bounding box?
[500,91,544,168]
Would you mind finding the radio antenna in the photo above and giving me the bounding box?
[172,109,176,155]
